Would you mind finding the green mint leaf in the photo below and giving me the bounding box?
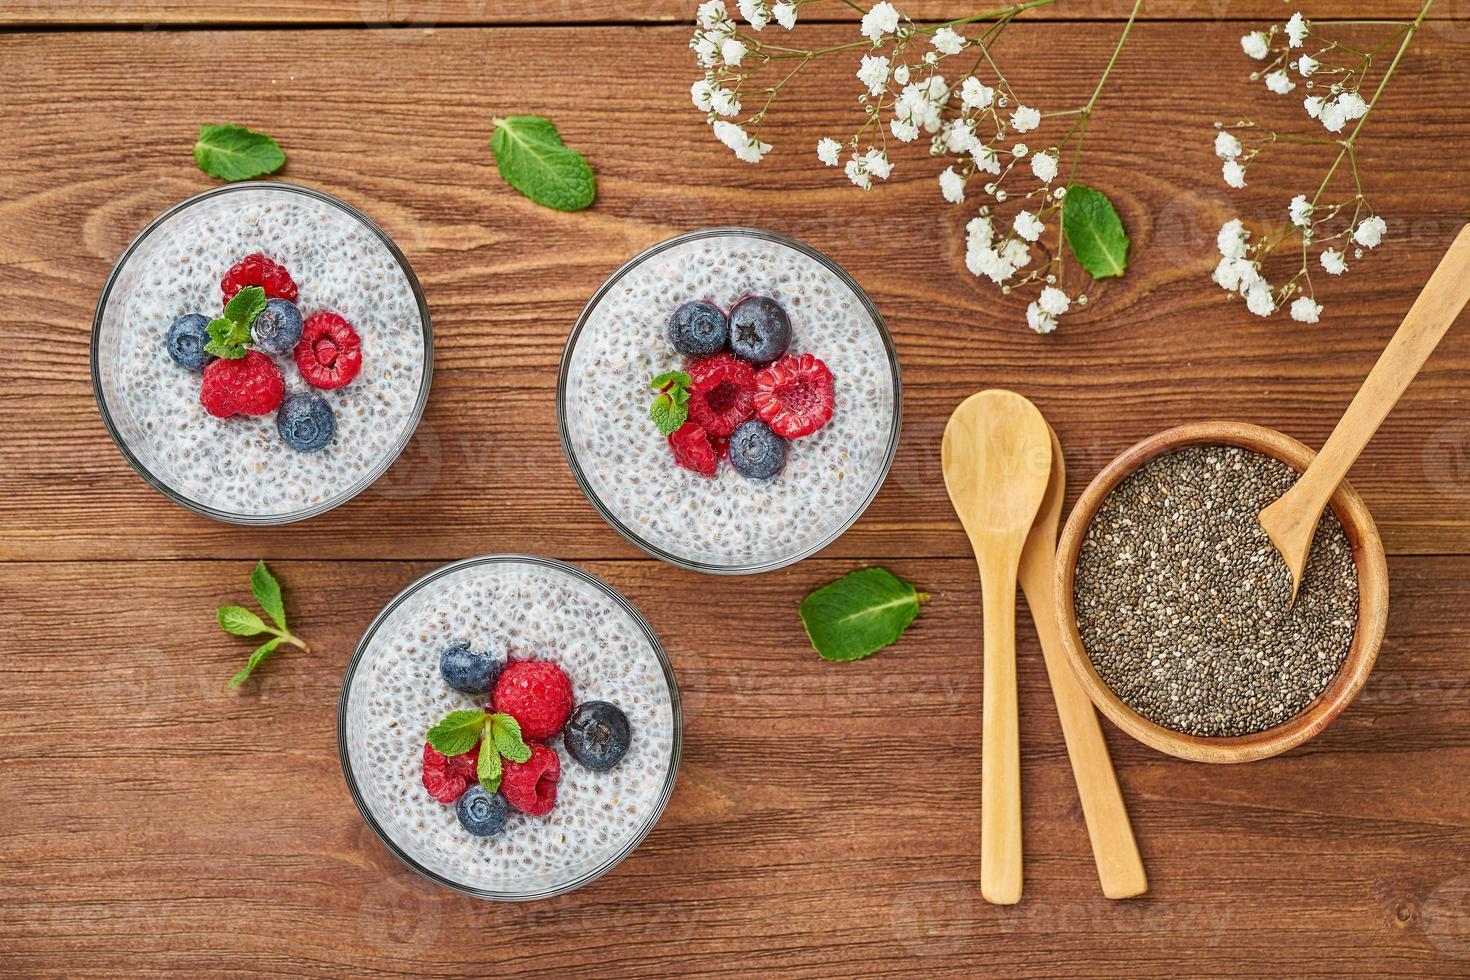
[204,316,249,359]
[194,124,286,183]
[426,709,488,756]
[228,635,284,688]
[1062,183,1129,280]
[218,605,269,636]
[250,560,287,632]
[223,284,267,328]
[489,115,596,212]
[478,726,504,792]
[799,567,929,662]
[649,370,693,436]
[489,713,532,764]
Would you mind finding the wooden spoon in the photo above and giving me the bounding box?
[943,389,1052,906]
[1018,425,1147,899]
[1261,224,1470,599]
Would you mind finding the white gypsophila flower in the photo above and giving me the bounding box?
[1014,210,1044,241]
[737,0,770,29]
[939,166,966,203]
[1215,130,1242,159]
[1217,218,1248,259]
[1241,31,1270,59]
[1320,248,1348,275]
[890,118,920,142]
[691,79,715,111]
[713,120,772,162]
[1288,194,1312,228]
[932,27,965,56]
[1354,215,1387,248]
[865,148,893,179]
[721,37,748,66]
[892,63,911,85]
[967,214,994,246]
[943,118,978,154]
[772,1,797,29]
[861,1,900,42]
[1290,295,1322,323]
[1030,151,1058,183]
[1038,286,1070,317]
[1303,95,1324,119]
[692,35,719,66]
[1286,11,1309,47]
[895,76,947,134]
[844,157,873,190]
[1319,100,1347,132]
[1222,159,1246,188]
[1011,142,1028,158]
[1010,105,1041,133]
[1026,302,1058,334]
[709,87,741,116]
[1245,282,1275,316]
[960,76,994,109]
[816,137,842,166]
[697,0,728,29]
[857,55,891,96]
[971,143,1001,174]
[1265,70,1296,94]
[1297,55,1318,76]
[1002,237,1031,271]
[1336,92,1368,121]
[1213,256,1250,291]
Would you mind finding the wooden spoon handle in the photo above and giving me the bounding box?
[979,547,1024,906]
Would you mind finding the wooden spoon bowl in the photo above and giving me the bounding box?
[1053,421,1389,764]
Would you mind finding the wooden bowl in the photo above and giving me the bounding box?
[1053,422,1389,763]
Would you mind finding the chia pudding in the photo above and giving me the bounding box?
[1073,445,1359,737]
[93,184,429,520]
[339,557,679,898]
[560,229,900,571]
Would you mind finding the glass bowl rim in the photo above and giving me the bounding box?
[90,180,435,525]
[335,553,684,901]
[556,226,903,575]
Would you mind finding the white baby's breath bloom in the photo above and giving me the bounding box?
[1026,302,1058,334]
[1013,210,1044,241]
[1320,248,1348,275]
[1318,92,1366,133]
[1245,282,1275,316]
[939,166,965,203]
[1213,256,1252,291]
[709,87,741,116]
[1222,159,1247,188]
[712,120,771,163]
[864,148,893,179]
[697,0,729,29]
[721,37,748,66]
[857,54,891,96]
[738,0,770,29]
[943,118,978,154]
[931,27,965,56]
[1286,11,1309,47]
[691,79,715,112]
[772,1,797,28]
[1241,31,1270,59]
[816,137,842,166]
[894,76,947,134]
[966,214,994,247]
[1265,70,1296,94]
[1215,130,1242,159]
[844,157,873,190]
[860,1,900,42]
[692,35,719,66]
[1288,194,1312,228]
[1303,95,1324,119]
[1011,142,1028,158]
[1010,105,1041,133]
[1336,92,1368,121]
[1038,286,1070,317]
[892,63,910,85]
[1296,54,1318,76]
[1030,151,1058,183]
[1217,218,1249,260]
[890,118,920,142]
[971,143,1001,174]
[1353,215,1386,248]
[960,76,994,109]
[1001,238,1031,271]
[1290,295,1322,322]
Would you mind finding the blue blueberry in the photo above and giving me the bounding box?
[455,785,509,837]
[439,641,501,695]
[166,313,215,370]
[275,391,336,453]
[563,701,632,772]
[668,300,729,358]
[728,295,791,365]
[251,298,304,354]
[728,419,788,480]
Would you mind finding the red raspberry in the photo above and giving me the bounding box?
[687,352,756,437]
[294,311,363,390]
[199,350,284,418]
[421,742,480,804]
[668,421,718,477]
[753,353,835,438]
[492,660,575,743]
[711,434,730,461]
[220,253,298,304]
[499,744,561,816]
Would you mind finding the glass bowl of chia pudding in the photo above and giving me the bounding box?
[91,182,432,524]
[558,228,902,574]
[338,555,681,900]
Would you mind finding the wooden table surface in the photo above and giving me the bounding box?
[3,2,1470,976]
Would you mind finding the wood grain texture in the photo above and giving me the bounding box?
[0,557,1468,976]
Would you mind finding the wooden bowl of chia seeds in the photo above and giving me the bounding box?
[1054,421,1389,763]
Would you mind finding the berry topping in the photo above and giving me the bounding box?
[499,744,561,816]
[668,421,719,477]
[166,313,215,371]
[295,311,363,390]
[439,641,502,695]
[753,353,835,438]
[563,701,632,772]
[455,785,510,837]
[276,391,336,453]
[687,353,756,437]
[728,418,788,480]
[250,297,304,354]
[199,350,284,418]
[421,742,480,804]
[492,660,575,743]
[728,295,792,365]
[668,299,729,358]
[220,253,298,304]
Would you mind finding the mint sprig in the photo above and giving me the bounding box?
[204,285,267,359]
[800,567,930,662]
[194,124,286,183]
[222,560,309,688]
[650,370,693,436]
[425,709,532,793]
[489,115,596,212]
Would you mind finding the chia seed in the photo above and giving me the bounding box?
[1073,445,1359,737]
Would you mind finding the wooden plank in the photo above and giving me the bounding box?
[0,555,1466,976]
